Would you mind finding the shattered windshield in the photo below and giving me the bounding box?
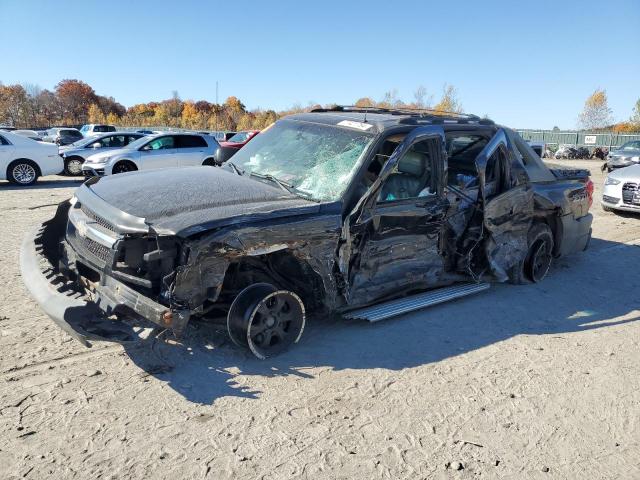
[228,119,374,201]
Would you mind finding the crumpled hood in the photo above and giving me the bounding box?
[86,167,317,236]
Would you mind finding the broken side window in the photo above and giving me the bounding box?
[377,139,436,202]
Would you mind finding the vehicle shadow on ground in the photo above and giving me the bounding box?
[0,178,83,191]
[122,236,640,404]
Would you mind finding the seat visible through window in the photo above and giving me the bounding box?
[379,141,434,201]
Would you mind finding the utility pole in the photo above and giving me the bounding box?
[215,81,219,131]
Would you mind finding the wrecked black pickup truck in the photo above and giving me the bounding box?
[21,107,594,358]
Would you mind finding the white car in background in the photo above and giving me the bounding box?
[12,130,43,141]
[82,132,221,176]
[602,164,640,213]
[0,131,63,185]
[79,124,117,137]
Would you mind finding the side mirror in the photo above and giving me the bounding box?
[141,144,152,151]
[90,142,101,148]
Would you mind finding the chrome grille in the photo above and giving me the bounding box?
[81,204,116,232]
[622,183,639,205]
[83,237,110,262]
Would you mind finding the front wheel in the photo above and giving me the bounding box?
[64,157,84,176]
[8,160,39,186]
[227,283,306,359]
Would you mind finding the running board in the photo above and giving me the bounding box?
[343,282,490,323]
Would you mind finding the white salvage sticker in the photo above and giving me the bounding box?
[337,120,373,131]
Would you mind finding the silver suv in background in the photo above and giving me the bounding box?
[604,140,640,172]
[59,132,145,175]
[82,132,221,176]
[44,128,84,146]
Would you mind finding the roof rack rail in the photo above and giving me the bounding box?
[310,105,484,121]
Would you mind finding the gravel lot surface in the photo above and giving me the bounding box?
[1,160,639,479]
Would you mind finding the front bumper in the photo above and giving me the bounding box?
[601,182,640,212]
[20,203,179,347]
[81,164,106,177]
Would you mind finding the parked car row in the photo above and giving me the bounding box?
[80,132,221,176]
[0,123,260,183]
[59,132,146,175]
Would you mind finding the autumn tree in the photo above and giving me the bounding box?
[354,97,375,108]
[181,101,206,129]
[0,84,28,126]
[433,84,462,113]
[87,103,106,124]
[413,85,432,109]
[578,88,613,130]
[378,89,400,108]
[55,79,97,124]
[224,96,246,127]
[96,95,126,118]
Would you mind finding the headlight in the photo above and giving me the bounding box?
[87,156,109,164]
[632,156,640,162]
[604,177,621,186]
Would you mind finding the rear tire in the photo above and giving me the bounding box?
[64,156,84,176]
[7,159,39,186]
[112,160,137,174]
[523,223,554,283]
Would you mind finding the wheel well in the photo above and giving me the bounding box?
[535,214,561,256]
[65,155,84,162]
[7,158,41,178]
[113,159,137,169]
[202,157,216,166]
[218,251,326,311]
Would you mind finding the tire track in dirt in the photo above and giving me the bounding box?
[1,344,122,378]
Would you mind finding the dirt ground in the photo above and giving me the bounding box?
[1,159,639,479]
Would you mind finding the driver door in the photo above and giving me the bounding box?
[342,126,449,306]
[139,135,178,170]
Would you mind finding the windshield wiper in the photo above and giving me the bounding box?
[249,172,320,202]
[249,171,294,192]
[225,161,244,176]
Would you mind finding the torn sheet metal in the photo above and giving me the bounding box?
[482,186,534,281]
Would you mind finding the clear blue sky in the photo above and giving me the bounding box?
[1,0,638,129]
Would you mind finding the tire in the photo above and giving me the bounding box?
[508,223,554,284]
[602,205,612,212]
[7,159,39,186]
[64,156,84,176]
[523,223,554,283]
[112,160,137,174]
[227,282,305,359]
